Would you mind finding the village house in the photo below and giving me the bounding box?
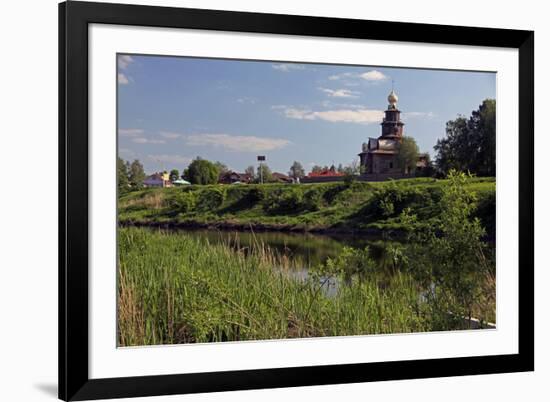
[306,165,345,179]
[143,172,172,187]
[218,171,253,184]
[301,165,344,183]
[271,172,293,183]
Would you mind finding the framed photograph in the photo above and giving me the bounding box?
[59,1,534,400]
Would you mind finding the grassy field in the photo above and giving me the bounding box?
[118,177,495,235]
[119,227,447,346]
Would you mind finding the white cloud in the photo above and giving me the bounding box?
[319,88,360,98]
[185,133,290,152]
[281,107,383,124]
[132,137,166,144]
[118,73,129,85]
[147,154,193,166]
[360,70,388,81]
[283,108,316,120]
[327,70,387,86]
[402,111,435,119]
[159,131,183,139]
[118,55,134,70]
[272,63,305,72]
[118,128,144,137]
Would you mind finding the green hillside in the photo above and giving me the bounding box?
[118,177,495,235]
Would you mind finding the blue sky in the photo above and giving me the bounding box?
[117,54,495,174]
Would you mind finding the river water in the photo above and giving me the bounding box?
[171,228,397,269]
[165,228,399,295]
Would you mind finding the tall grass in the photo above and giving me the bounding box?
[118,227,432,346]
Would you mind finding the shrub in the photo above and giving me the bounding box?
[343,174,356,186]
[313,246,376,283]
[368,181,430,218]
[197,188,225,211]
[403,170,492,326]
[247,186,266,204]
[302,188,323,211]
[263,188,303,214]
[322,184,348,205]
[170,192,196,213]
[475,191,496,239]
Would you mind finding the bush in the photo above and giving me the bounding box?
[343,174,356,186]
[170,192,196,213]
[313,246,376,283]
[247,186,266,204]
[302,188,323,211]
[263,188,303,215]
[197,188,225,211]
[475,191,496,239]
[368,181,431,218]
[403,170,493,326]
[322,184,348,205]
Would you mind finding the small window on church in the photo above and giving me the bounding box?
[389,162,393,169]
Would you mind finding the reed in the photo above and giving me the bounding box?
[118,227,432,346]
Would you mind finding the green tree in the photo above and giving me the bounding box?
[310,165,323,174]
[128,159,146,189]
[288,161,305,179]
[256,164,273,184]
[117,157,129,194]
[434,99,496,176]
[245,165,255,178]
[402,170,493,328]
[342,159,360,185]
[396,136,420,174]
[471,98,496,176]
[184,158,220,185]
[169,169,180,182]
[342,159,361,175]
[214,161,229,176]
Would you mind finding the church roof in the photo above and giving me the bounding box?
[369,149,398,155]
[378,138,398,150]
[388,89,398,106]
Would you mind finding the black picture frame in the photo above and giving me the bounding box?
[59,1,534,400]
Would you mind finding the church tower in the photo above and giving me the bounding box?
[380,90,404,140]
[358,89,405,175]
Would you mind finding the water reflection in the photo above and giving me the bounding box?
[147,228,405,296]
[170,228,395,269]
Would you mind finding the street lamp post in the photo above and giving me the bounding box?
[257,155,266,184]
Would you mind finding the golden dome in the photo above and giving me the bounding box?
[388,90,398,107]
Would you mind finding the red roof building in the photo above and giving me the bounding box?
[307,166,345,178]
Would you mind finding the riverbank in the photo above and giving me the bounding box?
[118,177,495,236]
